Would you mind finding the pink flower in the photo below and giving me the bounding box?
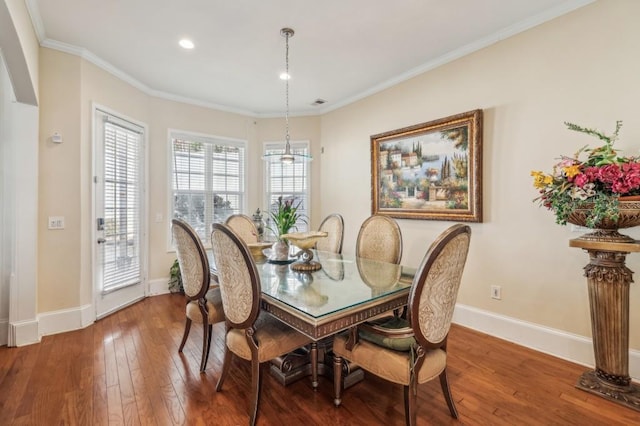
[622,162,640,190]
[583,167,600,181]
[573,173,589,188]
[597,164,623,184]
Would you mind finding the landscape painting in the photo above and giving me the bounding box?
[371,110,483,222]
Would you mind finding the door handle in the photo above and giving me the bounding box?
[97,238,106,244]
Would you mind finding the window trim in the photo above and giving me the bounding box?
[167,128,247,251]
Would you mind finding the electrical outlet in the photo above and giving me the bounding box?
[491,285,502,300]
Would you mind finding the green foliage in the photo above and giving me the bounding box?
[168,259,183,293]
[267,196,306,240]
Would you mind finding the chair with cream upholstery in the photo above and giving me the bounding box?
[315,213,344,254]
[210,223,314,426]
[224,214,259,244]
[333,224,471,426]
[356,215,402,264]
[172,219,225,373]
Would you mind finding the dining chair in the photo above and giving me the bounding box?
[315,213,344,254]
[224,213,259,244]
[171,218,225,373]
[210,223,314,426]
[333,224,471,426]
[356,214,402,264]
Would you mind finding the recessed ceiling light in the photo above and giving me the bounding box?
[179,39,194,49]
[279,72,290,80]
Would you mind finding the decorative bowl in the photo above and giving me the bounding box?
[280,231,328,249]
[247,242,273,260]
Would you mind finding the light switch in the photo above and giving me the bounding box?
[155,213,163,223]
[48,216,65,230]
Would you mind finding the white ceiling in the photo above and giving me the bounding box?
[28,0,593,116]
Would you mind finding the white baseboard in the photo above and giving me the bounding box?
[9,318,39,346]
[30,278,169,338]
[453,303,640,380]
[0,318,7,346]
[38,304,93,337]
[149,277,170,296]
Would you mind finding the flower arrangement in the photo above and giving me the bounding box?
[531,121,640,228]
[267,196,305,240]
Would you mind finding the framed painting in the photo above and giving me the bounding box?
[371,109,483,222]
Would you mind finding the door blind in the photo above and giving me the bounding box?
[102,118,142,293]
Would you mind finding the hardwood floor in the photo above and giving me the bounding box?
[1,294,639,425]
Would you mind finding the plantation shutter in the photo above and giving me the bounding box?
[172,134,246,244]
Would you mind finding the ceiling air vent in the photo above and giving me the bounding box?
[311,98,327,106]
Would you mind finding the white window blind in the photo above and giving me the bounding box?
[102,117,143,293]
[171,133,246,243]
[264,141,310,239]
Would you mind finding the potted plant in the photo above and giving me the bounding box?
[267,196,305,260]
[531,121,640,240]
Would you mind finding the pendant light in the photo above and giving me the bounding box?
[263,28,313,164]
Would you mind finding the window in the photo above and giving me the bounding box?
[264,141,310,239]
[171,132,246,244]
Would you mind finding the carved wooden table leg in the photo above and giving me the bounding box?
[570,239,640,411]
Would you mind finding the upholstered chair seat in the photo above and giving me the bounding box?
[226,311,312,363]
[185,288,224,325]
[333,334,447,385]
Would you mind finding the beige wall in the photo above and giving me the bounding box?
[37,48,321,310]
[320,0,640,348]
[38,49,81,311]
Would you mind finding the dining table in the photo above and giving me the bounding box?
[208,247,415,388]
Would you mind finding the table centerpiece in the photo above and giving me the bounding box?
[267,196,307,261]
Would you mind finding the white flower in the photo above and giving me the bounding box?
[569,183,596,201]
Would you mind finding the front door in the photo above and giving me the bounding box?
[94,107,146,319]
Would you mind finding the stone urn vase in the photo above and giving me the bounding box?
[567,199,640,243]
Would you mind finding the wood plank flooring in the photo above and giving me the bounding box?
[1,294,639,425]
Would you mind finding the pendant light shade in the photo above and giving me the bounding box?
[263,28,313,163]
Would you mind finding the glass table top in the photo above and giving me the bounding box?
[209,250,415,320]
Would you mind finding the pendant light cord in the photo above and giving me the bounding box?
[284,29,290,147]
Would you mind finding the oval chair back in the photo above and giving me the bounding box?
[410,224,471,348]
[315,213,344,254]
[210,223,260,328]
[224,214,259,244]
[356,215,402,264]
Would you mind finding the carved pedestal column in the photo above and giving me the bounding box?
[570,239,640,411]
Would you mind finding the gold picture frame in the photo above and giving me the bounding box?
[371,109,483,222]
